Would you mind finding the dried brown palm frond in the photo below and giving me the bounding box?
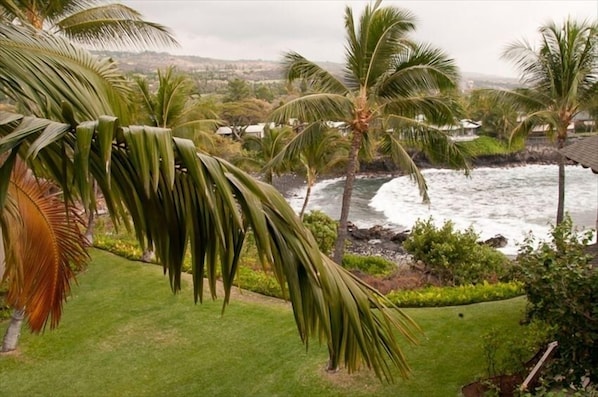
[1,160,88,332]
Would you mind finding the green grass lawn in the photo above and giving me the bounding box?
[0,249,527,396]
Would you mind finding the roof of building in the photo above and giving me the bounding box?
[559,135,598,174]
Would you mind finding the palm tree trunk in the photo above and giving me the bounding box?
[333,131,362,264]
[1,308,25,352]
[84,210,95,245]
[299,182,313,220]
[299,168,315,220]
[556,138,566,225]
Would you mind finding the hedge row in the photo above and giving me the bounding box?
[94,236,523,307]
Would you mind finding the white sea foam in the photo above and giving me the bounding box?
[287,165,598,255]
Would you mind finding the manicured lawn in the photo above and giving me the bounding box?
[0,249,526,396]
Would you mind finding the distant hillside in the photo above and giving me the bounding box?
[94,51,521,89]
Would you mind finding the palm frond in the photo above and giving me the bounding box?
[283,52,348,95]
[362,6,416,88]
[385,114,471,172]
[2,160,88,332]
[270,93,352,124]
[378,43,459,98]
[378,129,429,202]
[382,94,461,127]
[0,111,420,381]
[0,22,130,121]
[344,2,415,88]
[51,3,178,49]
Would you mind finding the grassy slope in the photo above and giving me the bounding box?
[0,250,526,396]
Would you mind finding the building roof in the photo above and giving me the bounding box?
[559,135,598,174]
[216,126,233,135]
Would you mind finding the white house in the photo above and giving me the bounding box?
[440,119,482,141]
[216,123,276,139]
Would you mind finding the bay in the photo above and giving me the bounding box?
[286,164,598,255]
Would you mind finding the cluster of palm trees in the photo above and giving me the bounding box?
[1,0,597,382]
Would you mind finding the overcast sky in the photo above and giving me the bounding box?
[122,0,597,78]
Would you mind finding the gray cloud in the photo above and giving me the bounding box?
[123,0,596,77]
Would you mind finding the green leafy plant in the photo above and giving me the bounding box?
[342,254,396,277]
[403,218,510,285]
[386,282,523,307]
[459,136,523,156]
[234,266,285,299]
[301,210,337,256]
[515,216,597,386]
[482,320,553,377]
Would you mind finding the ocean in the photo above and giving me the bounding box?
[285,164,598,255]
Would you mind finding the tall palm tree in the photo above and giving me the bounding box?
[271,1,469,263]
[0,21,418,380]
[0,0,177,49]
[500,18,598,224]
[133,66,220,152]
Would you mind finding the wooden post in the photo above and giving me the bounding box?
[520,341,558,392]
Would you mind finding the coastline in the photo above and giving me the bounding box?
[272,144,562,198]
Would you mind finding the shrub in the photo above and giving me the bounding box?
[515,216,597,386]
[341,254,396,277]
[403,218,510,285]
[234,266,284,299]
[482,320,553,377]
[302,210,337,256]
[385,281,523,307]
[460,135,522,156]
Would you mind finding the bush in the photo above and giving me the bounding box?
[341,254,396,277]
[386,281,523,307]
[459,136,523,156]
[482,320,553,377]
[302,210,337,256]
[403,218,510,285]
[234,266,284,299]
[515,216,597,386]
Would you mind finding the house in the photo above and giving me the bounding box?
[215,123,276,139]
[440,119,482,141]
[216,126,233,136]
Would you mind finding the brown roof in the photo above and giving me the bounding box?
[560,135,598,174]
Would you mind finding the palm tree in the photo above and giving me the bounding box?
[133,66,220,152]
[270,122,349,219]
[0,21,418,380]
[0,0,177,49]
[500,18,598,224]
[466,89,519,140]
[133,67,221,261]
[271,1,469,263]
[1,160,88,351]
[241,125,293,184]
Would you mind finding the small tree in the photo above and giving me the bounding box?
[403,218,510,285]
[515,216,597,386]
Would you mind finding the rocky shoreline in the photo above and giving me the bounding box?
[271,145,561,265]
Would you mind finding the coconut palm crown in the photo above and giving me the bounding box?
[499,18,598,224]
[271,1,470,263]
